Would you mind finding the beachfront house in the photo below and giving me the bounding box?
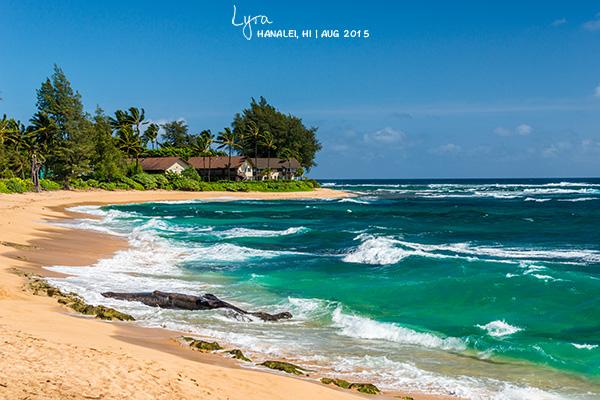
[252,158,302,180]
[139,157,190,174]
[187,156,254,181]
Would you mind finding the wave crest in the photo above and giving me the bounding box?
[332,307,465,351]
[476,320,522,337]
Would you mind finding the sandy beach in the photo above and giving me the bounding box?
[0,189,453,400]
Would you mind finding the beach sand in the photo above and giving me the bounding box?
[0,189,454,400]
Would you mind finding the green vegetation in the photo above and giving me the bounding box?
[320,378,381,395]
[225,349,252,362]
[26,273,134,321]
[181,337,223,352]
[0,174,319,194]
[320,377,352,389]
[0,66,321,193]
[259,360,312,376]
[232,96,321,169]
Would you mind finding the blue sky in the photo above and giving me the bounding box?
[1,1,600,178]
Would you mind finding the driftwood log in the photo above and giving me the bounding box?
[101,290,292,322]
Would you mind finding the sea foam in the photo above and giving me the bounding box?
[215,226,308,238]
[571,343,598,350]
[331,307,465,351]
[476,320,523,337]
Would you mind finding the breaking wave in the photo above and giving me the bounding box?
[571,343,598,350]
[215,226,309,238]
[341,234,600,265]
[476,320,523,337]
[331,307,465,351]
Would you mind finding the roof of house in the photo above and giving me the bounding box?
[139,157,188,171]
[187,156,248,170]
[252,158,302,169]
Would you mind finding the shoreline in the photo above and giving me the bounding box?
[0,189,453,400]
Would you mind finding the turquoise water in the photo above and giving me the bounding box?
[48,179,600,399]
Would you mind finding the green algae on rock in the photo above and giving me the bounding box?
[226,349,252,362]
[26,274,134,321]
[181,336,223,352]
[349,383,380,395]
[321,377,381,395]
[320,377,352,389]
[259,360,311,375]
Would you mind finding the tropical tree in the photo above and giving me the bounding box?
[279,148,298,180]
[216,127,238,180]
[0,115,19,145]
[244,121,262,180]
[143,123,159,149]
[110,109,146,169]
[162,120,192,147]
[260,130,276,178]
[7,121,31,179]
[200,130,214,181]
[91,107,127,181]
[28,112,58,189]
[127,107,147,137]
[36,65,94,184]
[109,109,130,132]
[232,97,321,169]
[115,126,144,168]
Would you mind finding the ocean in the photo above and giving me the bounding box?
[48,179,600,399]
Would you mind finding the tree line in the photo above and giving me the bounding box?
[0,66,320,189]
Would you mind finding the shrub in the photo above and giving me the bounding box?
[127,161,143,176]
[69,178,90,190]
[154,174,170,189]
[170,177,201,191]
[0,181,9,193]
[40,179,61,191]
[5,178,34,193]
[114,182,131,190]
[131,173,158,190]
[98,182,117,191]
[118,176,144,191]
[181,167,202,181]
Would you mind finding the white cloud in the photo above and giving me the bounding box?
[595,84,600,97]
[516,124,533,135]
[583,13,600,31]
[495,124,533,136]
[363,127,406,145]
[551,18,567,27]
[430,143,461,155]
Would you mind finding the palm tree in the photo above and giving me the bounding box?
[28,112,57,190]
[127,107,147,137]
[200,130,214,181]
[244,121,262,180]
[109,109,130,131]
[0,115,19,146]
[115,126,144,168]
[216,128,238,181]
[260,130,276,180]
[279,148,298,180]
[9,121,33,179]
[143,123,159,149]
[111,110,144,169]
